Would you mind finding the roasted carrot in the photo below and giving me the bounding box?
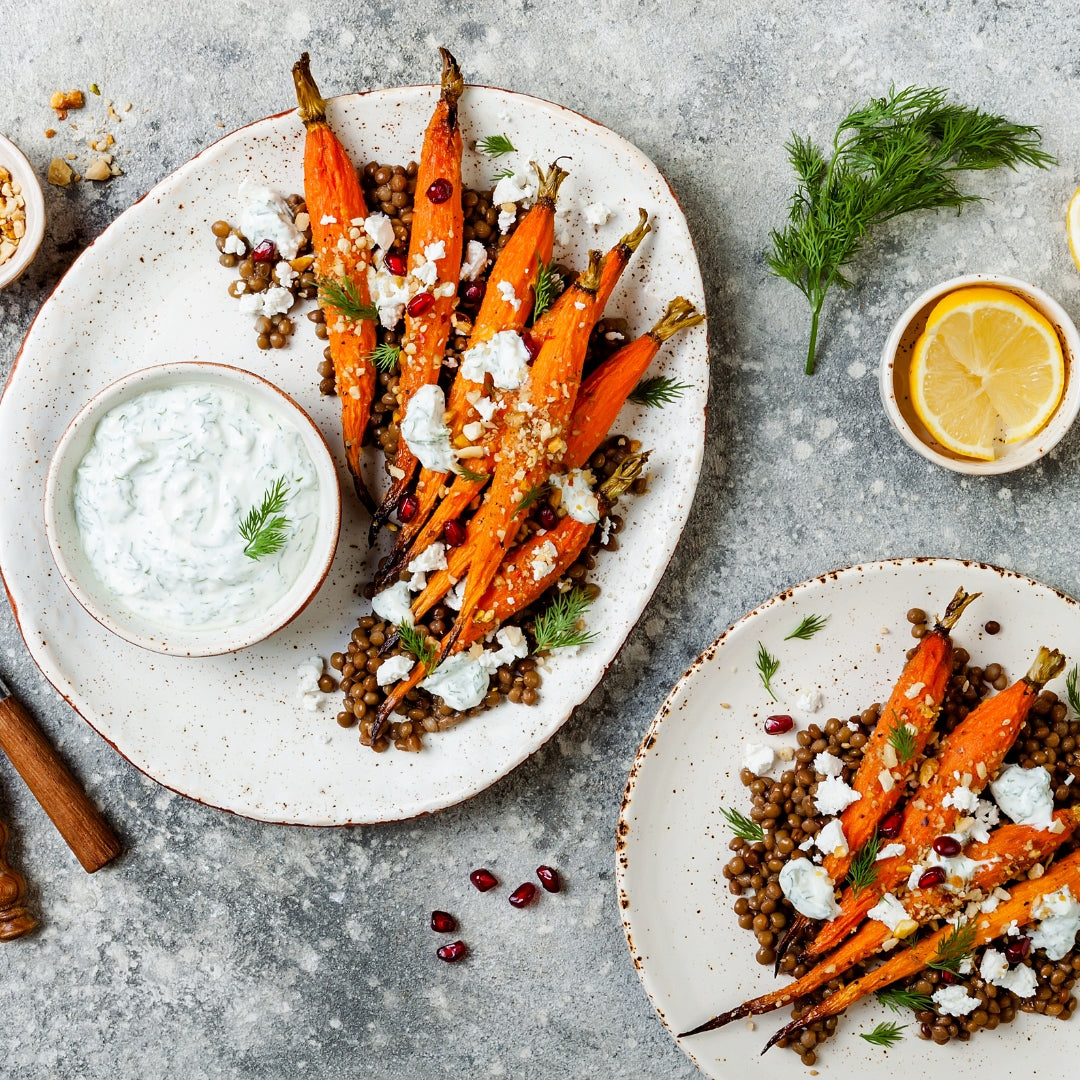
[678,806,1080,1037]
[370,47,465,539]
[292,53,377,512]
[805,645,1066,960]
[763,846,1080,1053]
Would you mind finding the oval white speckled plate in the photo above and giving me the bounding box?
[617,558,1080,1079]
[0,84,707,825]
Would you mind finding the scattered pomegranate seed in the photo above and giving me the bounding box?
[407,291,435,316]
[384,249,407,276]
[397,493,419,523]
[461,280,485,306]
[509,882,537,908]
[251,239,277,262]
[442,519,466,547]
[932,835,962,858]
[426,177,453,204]
[763,714,793,735]
[917,866,947,888]
[1004,936,1031,963]
[536,866,561,893]
[939,969,959,985]
[437,940,468,962]
[469,868,498,892]
[520,329,541,361]
[879,811,903,839]
[537,505,558,530]
[430,910,457,933]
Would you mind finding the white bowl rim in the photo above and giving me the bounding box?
[0,133,46,288]
[43,361,342,656]
[878,272,1080,475]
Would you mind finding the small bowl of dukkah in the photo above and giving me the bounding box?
[0,133,45,288]
[44,362,342,656]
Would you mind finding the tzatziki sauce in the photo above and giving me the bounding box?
[74,382,320,630]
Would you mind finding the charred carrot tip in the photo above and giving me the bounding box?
[578,250,606,293]
[1026,645,1066,687]
[292,52,328,126]
[650,297,705,343]
[533,160,571,205]
[621,208,651,253]
[439,47,465,105]
[599,452,649,501]
[936,587,980,633]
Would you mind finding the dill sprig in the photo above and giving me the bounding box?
[628,375,692,408]
[887,711,917,764]
[859,1021,905,1048]
[530,259,562,324]
[478,133,516,157]
[845,831,880,897]
[719,806,764,844]
[756,642,780,701]
[785,613,829,641]
[238,478,292,560]
[318,274,378,324]
[1066,664,1080,716]
[875,986,934,1014]
[512,483,550,519]
[397,623,438,674]
[928,919,976,975]
[531,588,598,653]
[363,342,400,374]
[492,165,516,182]
[455,463,489,484]
[768,85,1053,375]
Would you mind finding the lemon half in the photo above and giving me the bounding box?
[1068,186,1080,274]
[909,286,1065,461]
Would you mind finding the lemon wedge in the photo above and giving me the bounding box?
[1068,186,1080,274]
[909,286,1065,460]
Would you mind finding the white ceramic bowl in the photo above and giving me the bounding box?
[879,273,1080,474]
[44,363,341,656]
[0,133,45,288]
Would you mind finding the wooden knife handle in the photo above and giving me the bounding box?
[0,696,121,873]
[0,816,36,940]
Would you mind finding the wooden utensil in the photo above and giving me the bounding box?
[0,674,121,873]
[0,813,36,940]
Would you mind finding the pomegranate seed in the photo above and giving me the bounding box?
[879,811,903,839]
[436,940,468,963]
[407,291,435,317]
[536,865,561,893]
[461,280,485,306]
[442,519,466,547]
[469,868,498,892]
[251,239,277,262]
[520,329,541,361]
[763,714,793,735]
[384,249,407,276]
[426,177,453,204]
[932,835,962,858]
[1004,936,1031,963]
[939,969,959,985]
[397,493,419,523]
[917,866,947,889]
[509,882,537,908]
[537,505,558,530]
[430,910,457,933]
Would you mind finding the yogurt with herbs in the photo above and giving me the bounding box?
[73,382,320,630]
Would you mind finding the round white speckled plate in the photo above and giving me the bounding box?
[617,557,1080,1078]
[0,83,707,825]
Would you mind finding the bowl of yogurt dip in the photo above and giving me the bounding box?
[44,363,341,655]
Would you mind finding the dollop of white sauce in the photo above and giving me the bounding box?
[400,384,455,472]
[371,580,414,627]
[550,470,600,525]
[777,858,840,920]
[74,384,319,630]
[460,330,531,390]
[238,179,304,260]
[990,764,1054,828]
[421,652,489,710]
[1030,885,1080,960]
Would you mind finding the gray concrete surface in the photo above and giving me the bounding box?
[4,1,1080,1076]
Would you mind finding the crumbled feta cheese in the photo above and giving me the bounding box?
[777,859,840,920]
[496,280,521,311]
[877,768,895,793]
[1030,885,1080,960]
[980,948,1037,996]
[990,764,1054,828]
[407,571,427,593]
[363,213,396,255]
[954,798,1000,844]
[497,207,517,233]
[743,743,774,776]
[876,843,906,861]
[237,180,305,259]
[222,233,246,255]
[371,580,414,627]
[584,201,611,226]
[376,653,415,687]
[549,470,600,525]
[407,542,448,574]
[530,539,559,582]
[796,689,823,712]
[420,652,489,710]
[237,285,293,318]
[470,393,498,422]
[320,214,338,226]
[445,576,467,612]
[867,893,911,935]
[412,258,439,287]
[492,171,535,207]
[459,239,488,281]
[460,330,531,389]
[943,785,980,813]
[812,750,843,778]
[475,626,530,674]
[400,384,456,472]
[273,260,297,289]
[367,264,410,329]
[424,240,446,263]
[295,655,325,712]
[904,681,925,699]
[814,775,862,816]
[462,420,485,441]
[814,818,848,859]
[933,985,977,1016]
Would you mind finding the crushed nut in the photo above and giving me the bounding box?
[50,89,85,119]
[47,157,74,186]
[84,158,112,182]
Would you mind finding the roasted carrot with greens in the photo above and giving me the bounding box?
[292,52,377,512]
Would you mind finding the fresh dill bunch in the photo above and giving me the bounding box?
[318,274,378,324]
[928,919,976,974]
[1067,664,1080,716]
[530,259,562,323]
[845,831,880,897]
[887,711,918,764]
[238,478,292,560]
[531,588,598,653]
[875,986,934,1014]
[719,806,764,844]
[756,642,780,701]
[363,342,400,374]
[784,613,829,641]
[478,133,516,157]
[768,85,1053,374]
[859,1021,905,1048]
[397,623,437,674]
[628,376,692,408]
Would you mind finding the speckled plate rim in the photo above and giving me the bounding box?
[616,556,1080,1079]
[0,81,708,825]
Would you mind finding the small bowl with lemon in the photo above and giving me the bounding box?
[880,274,1080,474]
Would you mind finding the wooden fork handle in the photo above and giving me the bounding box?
[0,816,36,940]
[0,688,121,873]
